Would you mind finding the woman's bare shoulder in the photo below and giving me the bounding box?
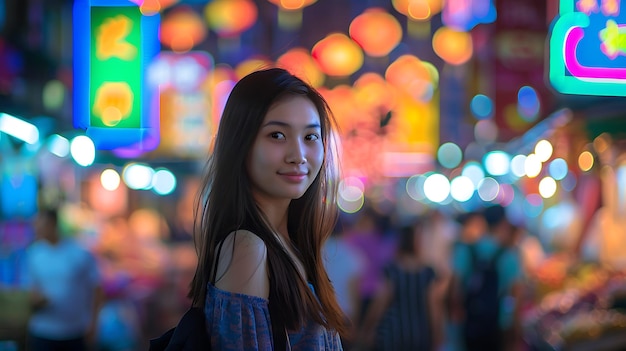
[214,230,270,298]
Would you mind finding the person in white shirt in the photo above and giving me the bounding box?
[23,208,103,351]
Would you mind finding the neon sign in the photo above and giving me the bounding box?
[73,0,160,150]
[549,0,626,96]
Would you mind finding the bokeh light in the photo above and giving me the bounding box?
[484,150,511,176]
[432,26,473,65]
[70,135,95,167]
[525,154,542,178]
[578,151,594,172]
[204,0,257,38]
[548,158,568,180]
[349,8,402,57]
[535,139,553,162]
[538,176,557,198]
[312,33,364,77]
[517,85,540,122]
[423,173,450,203]
[477,177,499,201]
[437,142,463,168]
[470,94,493,119]
[450,175,474,202]
[101,169,121,191]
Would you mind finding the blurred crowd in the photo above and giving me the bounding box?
[1,198,546,351]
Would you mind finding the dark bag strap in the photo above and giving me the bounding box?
[148,307,210,351]
[269,293,288,351]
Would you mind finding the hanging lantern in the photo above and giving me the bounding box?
[234,56,274,79]
[385,55,439,101]
[277,48,325,87]
[392,0,444,38]
[392,0,444,20]
[432,26,473,65]
[353,72,396,114]
[267,0,317,29]
[349,8,403,57]
[312,33,364,77]
[160,6,206,53]
[204,0,257,38]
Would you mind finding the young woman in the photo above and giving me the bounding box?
[188,68,346,350]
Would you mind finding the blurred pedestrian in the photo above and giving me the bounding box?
[23,207,103,351]
[323,219,366,349]
[449,205,522,351]
[360,219,444,351]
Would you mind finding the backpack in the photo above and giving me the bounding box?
[462,244,506,342]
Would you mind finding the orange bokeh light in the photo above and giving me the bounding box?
[204,0,258,37]
[312,33,364,77]
[349,8,403,57]
[385,55,438,101]
[392,0,443,20]
[234,57,274,79]
[267,0,317,11]
[160,6,206,53]
[353,72,396,114]
[432,26,473,65]
[277,48,325,88]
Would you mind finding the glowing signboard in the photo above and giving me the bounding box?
[549,0,626,96]
[73,0,160,150]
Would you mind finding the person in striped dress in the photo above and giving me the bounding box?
[360,220,444,351]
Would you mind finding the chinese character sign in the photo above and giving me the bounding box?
[73,0,160,150]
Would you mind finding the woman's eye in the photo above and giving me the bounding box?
[306,134,320,141]
[270,132,286,140]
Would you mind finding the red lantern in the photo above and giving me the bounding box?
[432,26,473,65]
[312,33,364,77]
[349,8,403,57]
[277,48,325,87]
[392,0,444,21]
[160,6,206,53]
[204,0,258,38]
[267,0,317,11]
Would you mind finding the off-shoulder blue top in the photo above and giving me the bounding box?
[204,283,343,350]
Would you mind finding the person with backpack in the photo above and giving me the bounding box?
[449,205,523,351]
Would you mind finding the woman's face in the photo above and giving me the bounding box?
[247,95,324,205]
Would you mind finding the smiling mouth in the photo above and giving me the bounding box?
[279,173,308,183]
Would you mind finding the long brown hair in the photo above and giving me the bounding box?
[188,68,346,335]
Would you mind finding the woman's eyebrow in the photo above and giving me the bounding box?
[261,120,321,129]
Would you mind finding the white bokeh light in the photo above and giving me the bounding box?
[152,168,177,195]
[101,169,121,191]
[511,154,527,178]
[423,173,450,203]
[484,151,511,176]
[450,176,474,202]
[122,163,155,190]
[70,135,95,167]
[524,153,542,178]
[535,139,553,162]
[477,177,500,201]
[538,177,557,198]
[462,162,485,187]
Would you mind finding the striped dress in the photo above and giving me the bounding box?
[375,264,435,351]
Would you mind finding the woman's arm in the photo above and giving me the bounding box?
[359,278,393,347]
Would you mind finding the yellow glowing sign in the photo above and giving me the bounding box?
[92,82,134,127]
[96,15,138,61]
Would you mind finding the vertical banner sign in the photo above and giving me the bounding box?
[73,0,160,150]
[550,0,626,96]
[493,0,552,140]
